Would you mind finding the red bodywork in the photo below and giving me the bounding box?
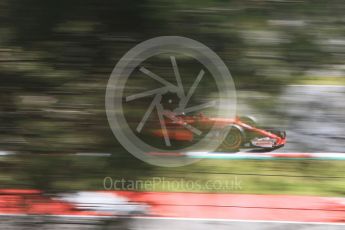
[151,114,286,150]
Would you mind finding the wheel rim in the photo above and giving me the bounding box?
[223,128,242,149]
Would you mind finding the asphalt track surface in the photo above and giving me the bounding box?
[189,151,345,160]
[1,216,345,230]
[128,218,345,230]
[3,150,345,160]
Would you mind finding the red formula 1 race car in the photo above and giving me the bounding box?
[150,113,286,152]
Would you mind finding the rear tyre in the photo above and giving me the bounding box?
[239,116,257,127]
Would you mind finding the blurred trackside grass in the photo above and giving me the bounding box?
[293,76,345,85]
[1,155,345,197]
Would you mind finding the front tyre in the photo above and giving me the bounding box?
[218,125,245,152]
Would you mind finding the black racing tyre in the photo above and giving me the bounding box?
[219,125,245,152]
[239,115,257,127]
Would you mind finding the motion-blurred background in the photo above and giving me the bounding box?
[0,0,344,154]
[0,0,344,229]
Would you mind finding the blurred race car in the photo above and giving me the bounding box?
[151,113,286,152]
